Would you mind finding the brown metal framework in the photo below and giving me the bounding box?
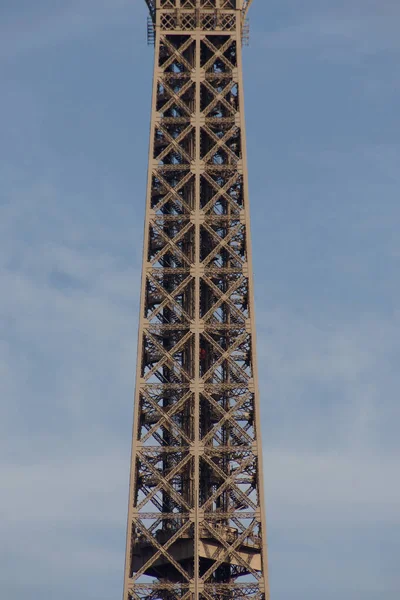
[123,2,269,600]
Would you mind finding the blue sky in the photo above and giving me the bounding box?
[1,1,399,598]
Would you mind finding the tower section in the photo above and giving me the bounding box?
[123,2,269,600]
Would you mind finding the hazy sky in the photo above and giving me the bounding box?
[1,1,399,599]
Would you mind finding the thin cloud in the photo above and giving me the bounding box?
[259,8,400,61]
[0,0,144,61]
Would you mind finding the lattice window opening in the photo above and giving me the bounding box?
[203,80,239,109]
[203,195,243,217]
[203,99,236,119]
[138,387,193,407]
[148,225,188,260]
[151,172,195,208]
[134,506,192,532]
[210,149,229,166]
[206,329,251,360]
[200,85,216,115]
[128,590,191,600]
[211,57,231,75]
[202,296,245,324]
[157,149,185,167]
[148,222,195,260]
[180,13,196,31]
[135,515,192,539]
[199,175,243,213]
[202,101,237,123]
[200,414,255,448]
[152,188,195,214]
[201,93,236,122]
[200,588,263,600]
[199,398,255,439]
[202,491,257,518]
[159,42,172,64]
[220,0,235,8]
[229,291,250,318]
[203,270,246,294]
[200,491,255,515]
[201,13,217,31]
[201,37,237,69]
[146,265,193,290]
[162,84,193,103]
[161,83,193,104]
[227,178,244,207]
[156,87,171,112]
[152,216,192,237]
[148,233,168,259]
[131,582,191,593]
[142,344,186,371]
[204,312,247,332]
[162,77,194,97]
[163,121,195,146]
[201,221,246,250]
[200,594,264,600]
[160,36,195,70]
[154,130,195,163]
[150,183,193,214]
[134,463,194,510]
[160,13,177,31]
[158,80,195,114]
[200,288,249,321]
[137,421,192,449]
[145,291,194,324]
[222,39,238,64]
[163,58,193,75]
[220,13,236,30]
[154,130,172,157]
[137,431,193,454]
[201,134,236,167]
[145,303,194,327]
[160,0,176,7]
[142,331,194,368]
[137,398,195,444]
[203,198,242,218]
[200,242,244,269]
[201,356,249,383]
[202,518,260,543]
[159,97,195,119]
[200,283,245,317]
[198,457,256,502]
[203,196,242,217]
[181,0,196,7]
[150,191,190,216]
[200,227,218,262]
[199,179,216,211]
[204,172,243,202]
[160,103,188,119]
[135,460,192,487]
[143,306,190,334]
[145,295,192,325]
[206,250,244,271]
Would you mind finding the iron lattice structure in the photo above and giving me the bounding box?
[123,2,269,600]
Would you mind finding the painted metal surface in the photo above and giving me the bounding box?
[123,2,269,600]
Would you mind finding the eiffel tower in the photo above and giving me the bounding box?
[123,2,269,600]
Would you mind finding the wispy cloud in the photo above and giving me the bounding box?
[258,2,400,62]
[257,306,400,452]
[0,0,145,61]
[0,169,139,597]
